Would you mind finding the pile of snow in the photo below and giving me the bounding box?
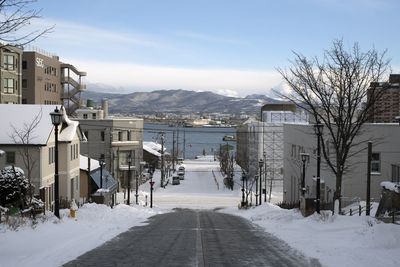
[381,181,400,193]
[223,204,400,267]
[0,203,164,267]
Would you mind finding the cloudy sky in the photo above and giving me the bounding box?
[27,0,400,97]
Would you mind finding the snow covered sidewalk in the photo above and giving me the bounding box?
[223,204,400,267]
[0,203,164,267]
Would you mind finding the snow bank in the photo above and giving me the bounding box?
[0,203,164,267]
[381,181,400,193]
[223,204,400,267]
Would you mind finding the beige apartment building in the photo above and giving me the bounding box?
[22,47,86,115]
[0,45,22,104]
[75,100,144,190]
[0,104,85,210]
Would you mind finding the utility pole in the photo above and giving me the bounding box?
[172,130,176,171]
[161,132,165,187]
[177,128,180,159]
[183,129,186,159]
[366,141,372,216]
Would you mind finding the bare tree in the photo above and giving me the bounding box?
[0,0,52,46]
[277,40,390,210]
[9,108,42,201]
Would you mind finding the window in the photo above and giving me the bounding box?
[392,164,400,183]
[371,153,381,173]
[3,78,14,94]
[6,151,15,164]
[92,113,96,119]
[100,131,105,141]
[48,147,55,164]
[83,114,88,119]
[70,143,79,160]
[4,54,15,70]
[127,130,131,141]
[22,60,27,69]
[22,79,27,89]
[118,131,122,141]
[84,131,89,140]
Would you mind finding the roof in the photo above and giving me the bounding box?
[143,141,162,157]
[90,168,118,192]
[0,105,83,145]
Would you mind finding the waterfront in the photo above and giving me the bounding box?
[144,123,236,159]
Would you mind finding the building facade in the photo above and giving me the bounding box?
[368,74,400,123]
[0,104,84,210]
[283,123,400,208]
[22,47,86,115]
[75,102,144,190]
[0,45,22,104]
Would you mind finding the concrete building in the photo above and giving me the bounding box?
[283,123,400,208]
[0,104,85,210]
[236,104,308,202]
[368,74,400,123]
[21,47,86,115]
[75,100,144,190]
[0,45,22,104]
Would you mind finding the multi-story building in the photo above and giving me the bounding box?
[0,104,85,210]
[21,47,86,115]
[0,45,22,104]
[283,123,400,208]
[236,104,308,202]
[368,74,400,123]
[75,100,144,190]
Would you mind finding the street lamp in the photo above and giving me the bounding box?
[127,152,132,205]
[241,172,246,207]
[50,106,62,218]
[258,158,263,205]
[263,151,267,202]
[314,121,324,214]
[300,153,310,197]
[136,161,146,205]
[99,156,105,189]
[255,175,258,206]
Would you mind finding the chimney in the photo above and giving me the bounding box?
[102,98,109,119]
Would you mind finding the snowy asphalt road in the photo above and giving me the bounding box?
[64,209,320,267]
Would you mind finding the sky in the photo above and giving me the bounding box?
[25,0,400,97]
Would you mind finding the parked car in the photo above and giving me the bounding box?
[172,174,180,185]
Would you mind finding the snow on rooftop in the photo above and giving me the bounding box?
[0,105,81,145]
[80,155,101,171]
[143,141,165,157]
[0,104,55,145]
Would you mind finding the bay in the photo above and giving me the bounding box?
[144,123,236,159]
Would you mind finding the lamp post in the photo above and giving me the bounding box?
[258,158,263,205]
[127,152,132,205]
[99,157,105,189]
[263,151,267,202]
[255,175,258,206]
[136,161,146,205]
[300,153,310,197]
[50,107,62,218]
[241,172,246,207]
[314,121,324,214]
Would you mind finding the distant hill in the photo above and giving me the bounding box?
[81,89,285,115]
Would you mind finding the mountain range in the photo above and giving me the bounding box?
[81,89,285,115]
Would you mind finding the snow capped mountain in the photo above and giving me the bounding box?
[81,89,286,115]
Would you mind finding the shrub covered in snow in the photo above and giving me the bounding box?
[0,166,30,209]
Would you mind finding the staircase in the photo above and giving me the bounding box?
[61,63,87,116]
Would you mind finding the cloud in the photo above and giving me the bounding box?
[65,58,282,97]
[29,18,163,48]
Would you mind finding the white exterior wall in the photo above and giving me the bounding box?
[283,123,400,206]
